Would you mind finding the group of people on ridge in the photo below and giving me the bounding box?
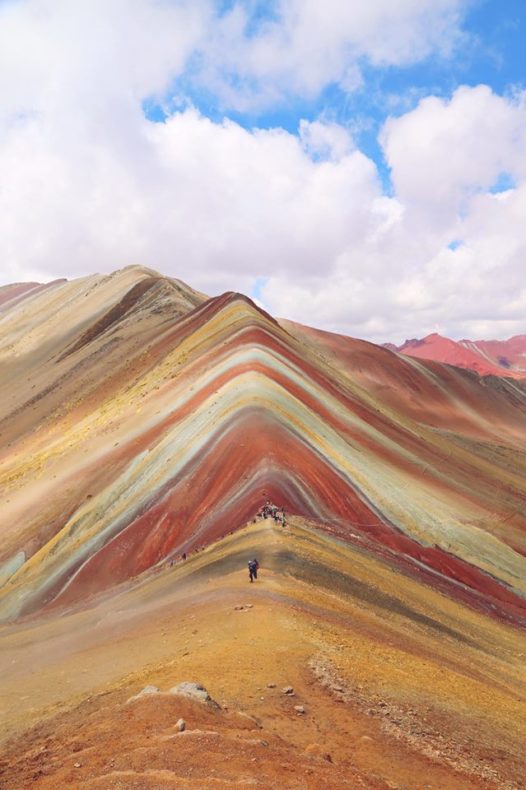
[257,501,287,527]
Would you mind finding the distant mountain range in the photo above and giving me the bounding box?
[385,332,526,378]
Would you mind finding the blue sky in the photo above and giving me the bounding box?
[1,0,526,342]
[143,0,526,196]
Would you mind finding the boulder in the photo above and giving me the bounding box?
[169,682,220,708]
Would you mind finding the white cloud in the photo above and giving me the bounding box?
[0,93,381,293]
[381,85,526,229]
[194,0,467,109]
[259,85,526,342]
[0,0,208,124]
[0,2,525,344]
[299,119,354,161]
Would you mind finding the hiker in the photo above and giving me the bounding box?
[248,558,259,582]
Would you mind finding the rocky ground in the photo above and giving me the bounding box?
[1,518,525,789]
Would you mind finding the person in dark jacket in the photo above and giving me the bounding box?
[248,558,259,582]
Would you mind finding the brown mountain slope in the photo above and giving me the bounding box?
[1,519,524,789]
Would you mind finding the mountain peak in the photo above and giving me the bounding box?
[393,331,526,378]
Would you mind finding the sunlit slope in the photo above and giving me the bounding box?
[395,333,526,379]
[1,520,524,788]
[0,269,525,623]
[0,265,205,431]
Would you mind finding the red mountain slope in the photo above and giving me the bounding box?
[393,333,526,378]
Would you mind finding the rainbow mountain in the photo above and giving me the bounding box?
[1,265,525,624]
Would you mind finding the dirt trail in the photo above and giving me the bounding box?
[1,518,525,788]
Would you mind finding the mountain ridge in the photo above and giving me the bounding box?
[1,267,525,626]
[389,331,526,379]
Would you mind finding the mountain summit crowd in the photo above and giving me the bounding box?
[257,501,287,527]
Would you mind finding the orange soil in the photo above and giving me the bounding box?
[1,519,524,789]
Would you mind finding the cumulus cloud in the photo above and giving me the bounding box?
[195,0,467,110]
[0,103,380,294]
[381,85,526,228]
[260,85,526,342]
[0,0,208,122]
[0,1,525,343]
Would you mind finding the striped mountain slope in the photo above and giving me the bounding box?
[0,268,525,625]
